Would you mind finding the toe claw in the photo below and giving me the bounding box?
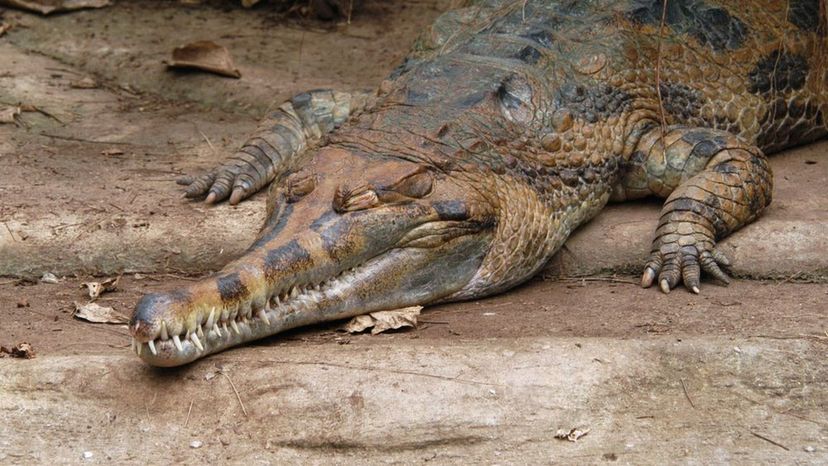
[641,267,657,288]
[659,279,671,294]
[229,187,247,205]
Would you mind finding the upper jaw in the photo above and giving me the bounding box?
[131,263,364,366]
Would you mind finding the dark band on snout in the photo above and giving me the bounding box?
[217,272,249,304]
[432,200,469,221]
[264,240,313,280]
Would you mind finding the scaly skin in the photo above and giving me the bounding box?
[132,0,827,366]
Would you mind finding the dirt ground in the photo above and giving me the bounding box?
[0,1,826,464]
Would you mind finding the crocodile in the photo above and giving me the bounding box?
[130,0,827,366]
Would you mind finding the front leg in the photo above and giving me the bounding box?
[180,89,373,204]
[618,126,773,293]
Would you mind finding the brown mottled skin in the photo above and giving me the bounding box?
[131,0,827,366]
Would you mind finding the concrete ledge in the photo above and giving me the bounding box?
[3,142,824,280]
[1,336,824,463]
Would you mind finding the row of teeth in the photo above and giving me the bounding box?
[132,267,358,357]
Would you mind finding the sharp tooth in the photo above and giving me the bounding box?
[191,333,204,351]
[160,321,169,340]
[258,309,271,326]
[173,334,184,352]
[222,322,229,337]
[206,307,216,329]
[230,320,240,335]
[130,337,135,352]
[213,323,222,338]
[148,340,157,356]
[136,342,143,356]
[290,287,299,298]
[197,324,204,338]
[274,296,281,306]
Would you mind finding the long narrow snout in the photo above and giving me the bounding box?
[130,148,494,366]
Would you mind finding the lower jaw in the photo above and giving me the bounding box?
[133,306,316,367]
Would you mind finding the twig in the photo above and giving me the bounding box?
[561,277,638,285]
[197,129,217,156]
[3,222,16,242]
[220,371,248,417]
[680,378,695,408]
[775,270,803,285]
[184,400,194,428]
[749,431,790,451]
[654,0,669,139]
[28,105,64,125]
[39,132,134,145]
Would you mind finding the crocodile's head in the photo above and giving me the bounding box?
[129,146,496,366]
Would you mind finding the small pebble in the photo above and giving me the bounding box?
[804,446,816,453]
[82,451,93,460]
[190,440,203,449]
[40,272,59,284]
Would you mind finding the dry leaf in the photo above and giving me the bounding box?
[0,106,20,124]
[0,0,110,15]
[40,272,59,284]
[554,427,591,442]
[343,306,422,335]
[0,342,35,359]
[80,277,119,299]
[166,41,241,79]
[70,76,98,89]
[73,302,128,324]
[0,23,12,37]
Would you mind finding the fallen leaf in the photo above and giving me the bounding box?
[554,427,591,442]
[166,41,241,78]
[0,23,12,37]
[40,272,59,284]
[80,276,119,299]
[0,342,36,359]
[0,0,110,15]
[73,301,128,324]
[0,106,20,124]
[70,76,98,89]
[343,306,422,335]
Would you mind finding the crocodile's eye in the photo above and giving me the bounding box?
[385,169,433,199]
[332,169,434,213]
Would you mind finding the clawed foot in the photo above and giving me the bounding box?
[641,236,732,294]
[177,162,258,205]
